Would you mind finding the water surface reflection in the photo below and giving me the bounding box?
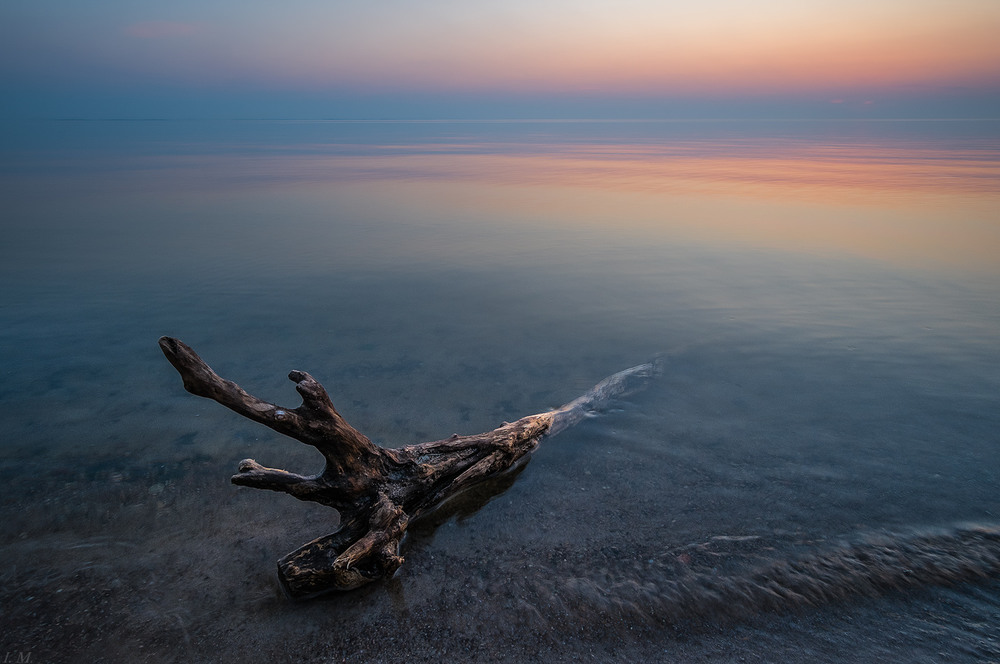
[1,119,999,662]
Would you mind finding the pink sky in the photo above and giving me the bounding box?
[2,0,998,117]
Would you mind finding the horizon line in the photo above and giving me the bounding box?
[16,116,1000,124]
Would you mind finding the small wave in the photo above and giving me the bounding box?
[528,525,1000,628]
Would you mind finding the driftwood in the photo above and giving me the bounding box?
[159,336,659,598]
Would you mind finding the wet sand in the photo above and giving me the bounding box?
[3,369,1000,663]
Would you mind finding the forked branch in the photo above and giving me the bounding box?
[159,336,659,598]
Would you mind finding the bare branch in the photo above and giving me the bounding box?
[160,337,659,597]
[159,336,380,470]
[230,459,324,499]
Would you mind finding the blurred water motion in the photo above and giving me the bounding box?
[1,119,999,662]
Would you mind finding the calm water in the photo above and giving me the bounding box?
[2,119,999,662]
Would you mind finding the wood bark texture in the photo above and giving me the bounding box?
[159,336,659,598]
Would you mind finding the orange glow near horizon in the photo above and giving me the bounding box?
[21,0,996,103]
[276,2,1000,95]
[364,27,998,95]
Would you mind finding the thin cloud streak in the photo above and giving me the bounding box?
[124,22,204,39]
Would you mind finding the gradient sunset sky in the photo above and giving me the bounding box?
[2,0,999,119]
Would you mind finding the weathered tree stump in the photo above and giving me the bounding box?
[159,336,659,598]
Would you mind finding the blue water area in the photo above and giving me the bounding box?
[1,119,999,662]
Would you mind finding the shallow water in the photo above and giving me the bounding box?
[1,119,999,662]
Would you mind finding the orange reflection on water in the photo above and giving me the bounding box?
[95,136,999,275]
[308,139,999,274]
[345,140,1000,198]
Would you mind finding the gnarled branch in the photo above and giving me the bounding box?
[159,336,659,598]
